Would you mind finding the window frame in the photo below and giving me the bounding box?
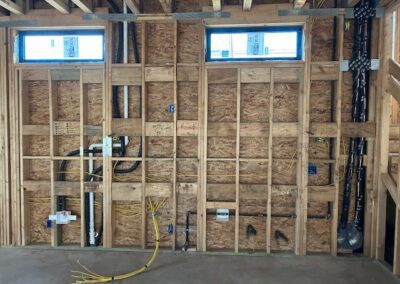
[18,29,105,63]
[205,25,304,62]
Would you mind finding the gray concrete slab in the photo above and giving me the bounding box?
[0,248,398,284]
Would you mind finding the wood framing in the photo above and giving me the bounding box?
[243,0,252,11]
[0,0,23,15]
[2,1,399,273]
[44,0,69,14]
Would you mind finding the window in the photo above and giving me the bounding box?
[18,29,105,63]
[206,26,303,62]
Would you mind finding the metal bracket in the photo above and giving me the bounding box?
[0,20,38,28]
[278,7,384,18]
[82,11,231,22]
[102,136,112,157]
[340,59,380,71]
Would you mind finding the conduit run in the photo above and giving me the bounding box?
[338,0,376,250]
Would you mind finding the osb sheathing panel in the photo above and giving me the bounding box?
[25,136,49,156]
[240,137,268,158]
[178,22,200,63]
[271,218,295,251]
[239,216,266,251]
[241,83,269,123]
[273,83,298,122]
[61,197,81,244]
[307,219,331,253]
[206,215,235,250]
[177,160,198,183]
[146,22,175,65]
[178,82,198,120]
[28,191,51,244]
[177,137,198,158]
[26,80,49,124]
[208,84,237,122]
[271,185,297,215]
[310,81,332,123]
[208,137,236,158]
[113,201,142,247]
[176,188,197,248]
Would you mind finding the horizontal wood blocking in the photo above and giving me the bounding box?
[111,65,199,85]
[20,69,103,84]
[206,201,237,210]
[308,186,336,202]
[207,64,340,84]
[207,122,375,138]
[25,180,197,201]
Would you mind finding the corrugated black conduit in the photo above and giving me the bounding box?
[338,0,375,250]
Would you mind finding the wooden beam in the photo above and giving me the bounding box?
[71,0,92,13]
[294,0,306,8]
[125,0,140,14]
[159,0,173,13]
[44,0,69,14]
[243,0,252,11]
[389,76,400,103]
[0,0,23,15]
[212,0,221,11]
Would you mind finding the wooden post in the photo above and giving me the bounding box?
[235,68,241,253]
[266,68,274,253]
[295,19,311,256]
[331,14,344,256]
[375,11,393,261]
[141,22,147,249]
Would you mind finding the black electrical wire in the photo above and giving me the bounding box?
[338,0,375,250]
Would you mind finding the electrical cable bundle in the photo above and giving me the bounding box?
[72,198,160,283]
[337,0,376,250]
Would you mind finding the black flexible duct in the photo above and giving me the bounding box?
[338,0,375,250]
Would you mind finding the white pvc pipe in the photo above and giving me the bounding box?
[88,1,130,246]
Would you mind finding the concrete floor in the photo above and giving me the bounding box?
[0,248,399,284]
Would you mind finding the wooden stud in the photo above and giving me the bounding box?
[243,0,252,11]
[198,20,205,252]
[266,68,274,253]
[295,18,311,256]
[103,22,113,248]
[375,11,393,262]
[141,22,147,249]
[212,0,221,12]
[172,20,178,251]
[331,14,344,256]
[79,69,88,247]
[235,68,240,253]
[294,0,306,9]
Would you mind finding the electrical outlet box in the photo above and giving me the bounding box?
[48,211,77,225]
[216,208,229,222]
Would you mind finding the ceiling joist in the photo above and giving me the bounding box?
[44,0,69,14]
[294,0,306,8]
[71,0,93,13]
[159,0,174,13]
[124,0,140,14]
[0,0,23,15]
[212,0,221,11]
[243,0,252,11]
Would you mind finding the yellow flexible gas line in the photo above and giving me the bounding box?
[71,198,160,283]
